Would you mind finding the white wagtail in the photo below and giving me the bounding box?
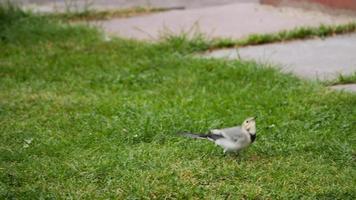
[180,117,256,154]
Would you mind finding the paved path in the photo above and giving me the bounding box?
[96,2,354,40]
[205,33,356,81]
[330,84,356,92]
[12,0,252,12]
[13,1,354,40]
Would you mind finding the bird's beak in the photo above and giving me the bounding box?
[253,116,257,120]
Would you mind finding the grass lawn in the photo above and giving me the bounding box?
[1,6,355,199]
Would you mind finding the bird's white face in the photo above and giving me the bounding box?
[242,117,256,134]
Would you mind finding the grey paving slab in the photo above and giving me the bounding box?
[95,2,355,40]
[205,33,356,81]
[9,0,253,12]
[330,84,356,92]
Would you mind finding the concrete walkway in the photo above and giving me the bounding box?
[330,84,356,92]
[14,1,354,40]
[205,33,356,81]
[96,2,354,40]
[13,0,252,12]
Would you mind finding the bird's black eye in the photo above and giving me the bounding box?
[246,121,249,123]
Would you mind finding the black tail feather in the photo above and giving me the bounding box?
[178,132,223,141]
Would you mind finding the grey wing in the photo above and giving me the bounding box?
[219,126,245,142]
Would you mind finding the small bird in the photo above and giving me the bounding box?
[180,117,257,154]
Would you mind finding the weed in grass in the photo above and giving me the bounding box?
[0,5,355,199]
[46,7,169,21]
[62,0,94,13]
[235,23,356,47]
[324,72,356,85]
[159,26,212,53]
[166,22,356,51]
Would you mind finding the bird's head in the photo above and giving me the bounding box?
[242,117,257,135]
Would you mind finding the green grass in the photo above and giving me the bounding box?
[45,7,169,21]
[1,6,356,199]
